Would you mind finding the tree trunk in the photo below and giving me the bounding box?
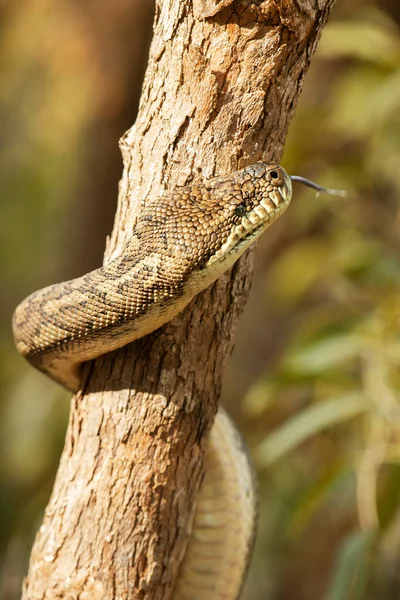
[22,1,337,598]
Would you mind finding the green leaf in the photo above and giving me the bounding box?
[289,465,353,538]
[254,392,369,466]
[318,20,399,67]
[325,530,377,600]
[284,335,362,376]
[376,463,400,531]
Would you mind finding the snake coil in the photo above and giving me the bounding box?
[13,162,343,598]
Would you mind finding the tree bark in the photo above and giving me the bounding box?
[22,1,337,599]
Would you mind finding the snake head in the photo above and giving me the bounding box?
[205,162,292,266]
[134,162,292,280]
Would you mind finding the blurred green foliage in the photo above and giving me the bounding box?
[1,1,400,599]
[230,4,400,598]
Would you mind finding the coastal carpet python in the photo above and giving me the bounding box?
[13,162,343,599]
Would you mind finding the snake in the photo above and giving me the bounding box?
[13,162,344,599]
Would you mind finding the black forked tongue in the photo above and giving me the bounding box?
[291,175,347,198]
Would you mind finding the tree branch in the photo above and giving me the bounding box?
[22,1,337,598]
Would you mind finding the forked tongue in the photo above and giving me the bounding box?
[291,175,347,198]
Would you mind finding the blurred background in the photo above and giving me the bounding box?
[1,1,399,598]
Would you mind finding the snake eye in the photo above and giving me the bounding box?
[270,170,279,179]
[235,203,246,217]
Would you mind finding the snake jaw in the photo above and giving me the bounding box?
[206,167,292,267]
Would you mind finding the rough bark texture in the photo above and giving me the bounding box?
[22,1,337,599]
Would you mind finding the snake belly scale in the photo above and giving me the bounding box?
[13,162,293,599]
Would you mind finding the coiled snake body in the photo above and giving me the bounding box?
[13,162,293,599]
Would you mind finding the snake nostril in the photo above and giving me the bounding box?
[270,170,279,179]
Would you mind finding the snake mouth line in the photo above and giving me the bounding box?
[207,184,291,266]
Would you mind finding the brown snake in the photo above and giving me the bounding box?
[13,162,344,599]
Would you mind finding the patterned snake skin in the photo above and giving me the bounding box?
[13,162,293,599]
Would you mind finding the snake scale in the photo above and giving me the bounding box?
[13,162,343,599]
